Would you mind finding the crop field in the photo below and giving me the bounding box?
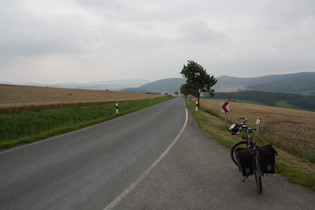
[0,84,161,114]
[198,98,315,164]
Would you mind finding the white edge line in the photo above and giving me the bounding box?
[103,108,188,210]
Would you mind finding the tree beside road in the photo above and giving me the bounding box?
[180,60,217,105]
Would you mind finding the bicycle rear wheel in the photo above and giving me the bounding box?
[254,170,262,194]
[254,155,262,194]
[230,141,247,166]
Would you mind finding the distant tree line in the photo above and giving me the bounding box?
[209,91,315,110]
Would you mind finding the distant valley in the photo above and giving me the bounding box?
[2,72,314,110]
[2,72,315,95]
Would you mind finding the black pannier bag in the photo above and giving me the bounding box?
[260,145,277,174]
[236,148,253,176]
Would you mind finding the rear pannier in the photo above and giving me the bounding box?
[260,145,277,174]
[236,148,253,176]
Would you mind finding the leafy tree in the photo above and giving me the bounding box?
[180,84,194,97]
[180,60,217,105]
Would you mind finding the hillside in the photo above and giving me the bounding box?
[210,91,315,111]
[246,72,315,95]
[215,72,315,95]
[122,78,186,94]
[121,72,315,95]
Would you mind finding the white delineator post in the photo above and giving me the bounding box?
[196,101,199,112]
[256,118,261,134]
[116,103,119,114]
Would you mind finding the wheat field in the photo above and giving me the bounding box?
[0,85,161,113]
[198,98,315,163]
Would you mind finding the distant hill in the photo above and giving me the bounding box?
[246,72,315,95]
[121,72,315,95]
[1,79,150,91]
[211,91,315,111]
[122,78,186,94]
[3,72,314,95]
[215,72,315,95]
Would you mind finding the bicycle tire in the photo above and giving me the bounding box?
[254,170,262,194]
[254,155,262,194]
[230,141,247,166]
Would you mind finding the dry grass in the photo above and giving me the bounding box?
[199,98,315,163]
[0,84,161,114]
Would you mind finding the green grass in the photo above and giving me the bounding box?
[275,100,295,109]
[0,96,173,150]
[276,161,315,191]
[186,99,315,192]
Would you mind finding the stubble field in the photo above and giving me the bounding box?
[0,84,161,114]
[199,98,315,164]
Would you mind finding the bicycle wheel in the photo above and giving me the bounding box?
[254,155,262,194]
[254,170,262,194]
[230,141,247,166]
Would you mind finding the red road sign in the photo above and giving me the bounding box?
[221,102,230,113]
[200,85,209,92]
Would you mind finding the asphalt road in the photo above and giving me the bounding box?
[1,97,314,210]
[0,97,186,209]
[113,105,315,210]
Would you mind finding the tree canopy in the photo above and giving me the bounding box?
[180,60,217,104]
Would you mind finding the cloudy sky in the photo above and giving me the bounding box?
[1,0,315,84]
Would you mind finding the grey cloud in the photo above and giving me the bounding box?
[0,4,97,57]
[1,0,314,84]
[178,20,225,43]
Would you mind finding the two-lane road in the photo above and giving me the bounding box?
[1,97,314,209]
[0,97,187,209]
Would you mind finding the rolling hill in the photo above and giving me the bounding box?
[122,72,315,96]
[122,78,186,94]
[214,72,315,95]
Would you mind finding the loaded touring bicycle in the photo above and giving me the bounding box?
[229,118,277,193]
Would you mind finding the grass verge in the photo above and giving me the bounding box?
[0,96,173,150]
[186,99,315,192]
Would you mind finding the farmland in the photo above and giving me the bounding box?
[0,84,168,149]
[199,99,315,163]
[0,84,162,114]
[187,98,315,190]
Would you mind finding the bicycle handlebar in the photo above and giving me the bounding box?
[238,118,247,124]
[237,118,256,133]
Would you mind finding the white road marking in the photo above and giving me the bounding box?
[103,108,188,210]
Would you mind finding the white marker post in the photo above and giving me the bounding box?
[116,103,119,114]
[256,118,261,134]
[196,101,199,112]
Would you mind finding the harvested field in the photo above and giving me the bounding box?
[198,98,315,163]
[0,84,161,114]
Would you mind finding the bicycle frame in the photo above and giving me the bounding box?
[230,118,263,193]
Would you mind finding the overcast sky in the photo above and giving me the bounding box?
[1,0,315,84]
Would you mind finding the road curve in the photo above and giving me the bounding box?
[113,109,315,210]
[0,97,187,210]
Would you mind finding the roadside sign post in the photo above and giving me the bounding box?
[221,101,230,124]
[200,85,209,108]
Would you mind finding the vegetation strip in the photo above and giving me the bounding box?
[0,96,172,150]
[185,99,315,192]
